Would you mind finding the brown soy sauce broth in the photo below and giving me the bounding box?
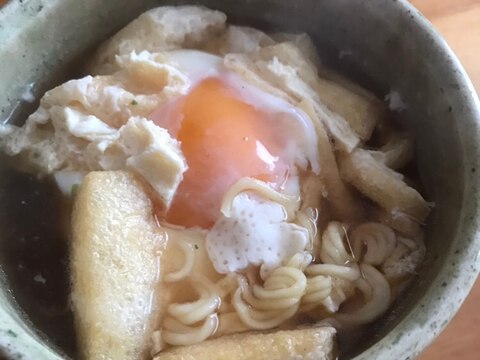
[0,156,76,357]
[0,46,96,359]
[0,38,427,360]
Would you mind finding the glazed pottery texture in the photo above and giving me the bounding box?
[0,0,479,359]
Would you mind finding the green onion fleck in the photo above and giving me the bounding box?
[71,184,79,196]
[194,244,199,250]
[131,99,138,106]
[7,329,17,338]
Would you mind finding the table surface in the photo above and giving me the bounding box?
[410,1,480,359]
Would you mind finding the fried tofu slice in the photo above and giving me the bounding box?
[252,41,386,142]
[270,33,322,69]
[226,48,360,153]
[89,6,227,74]
[311,77,386,141]
[298,100,361,222]
[339,149,430,222]
[369,132,414,170]
[223,53,294,103]
[71,171,167,360]
[154,327,336,360]
[376,207,422,238]
[213,25,275,55]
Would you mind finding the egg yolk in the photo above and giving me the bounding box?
[151,77,287,228]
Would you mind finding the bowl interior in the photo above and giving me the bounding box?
[0,0,479,359]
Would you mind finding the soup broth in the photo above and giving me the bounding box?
[0,157,76,357]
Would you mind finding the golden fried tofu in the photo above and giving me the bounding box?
[340,149,430,222]
[71,171,167,360]
[250,41,386,143]
[89,6,227,75]
[154,327,336,360]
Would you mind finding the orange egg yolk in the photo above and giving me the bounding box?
[151,77,287,229]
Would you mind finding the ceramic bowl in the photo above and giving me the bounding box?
[0,0,479,359]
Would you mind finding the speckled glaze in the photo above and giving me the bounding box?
[0,0,479,359]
